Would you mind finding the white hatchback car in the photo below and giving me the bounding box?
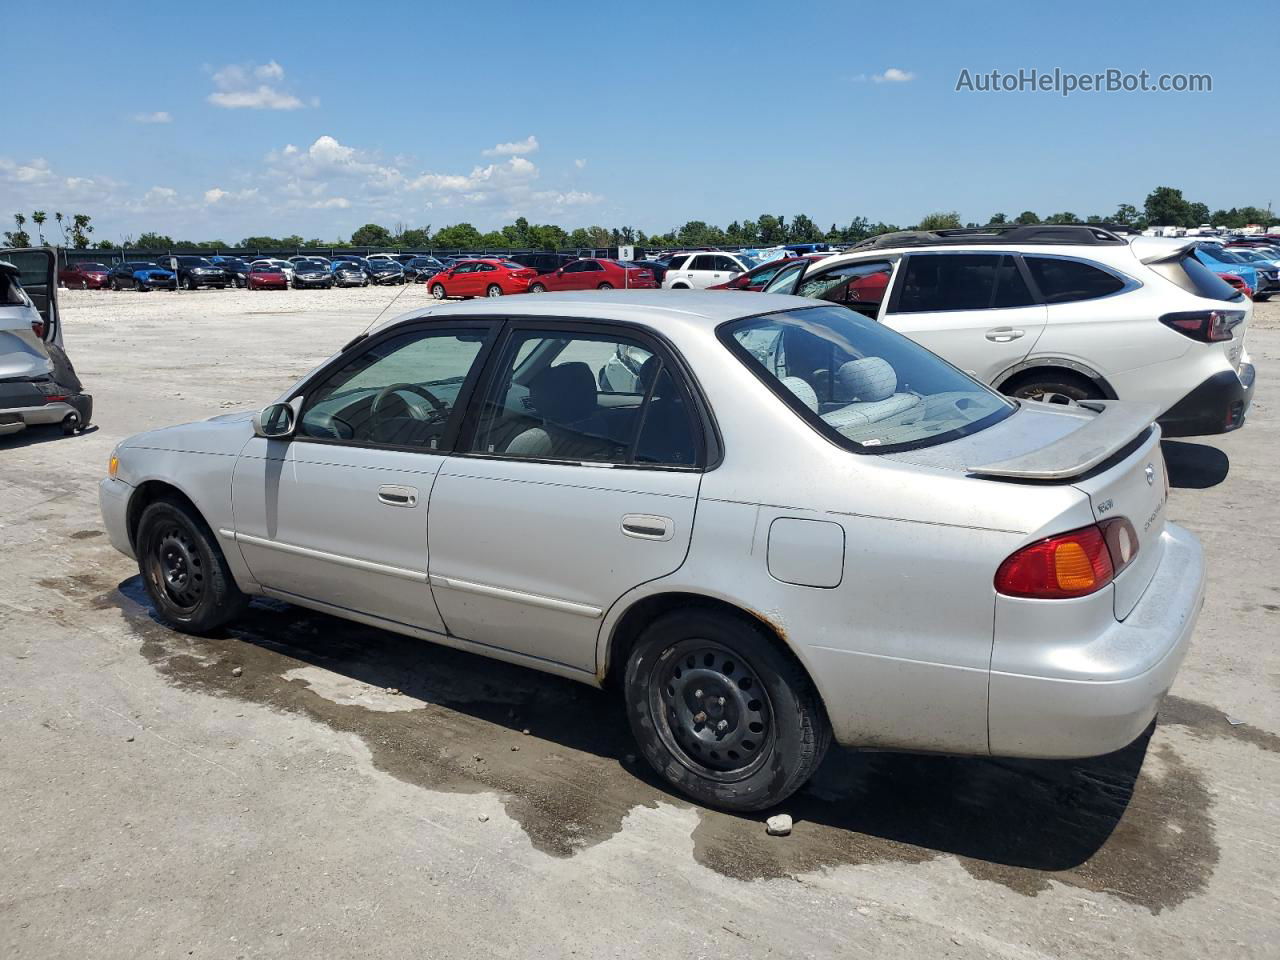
[101,291,1205,811]
[765,225,1256,437]
[663,251,756,289]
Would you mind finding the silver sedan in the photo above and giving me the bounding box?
[99,292,1204,811]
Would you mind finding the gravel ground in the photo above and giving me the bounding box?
[1,286,1277,959]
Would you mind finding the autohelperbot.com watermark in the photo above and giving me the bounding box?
[955,68,1212,97]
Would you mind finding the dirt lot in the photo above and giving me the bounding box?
[2,286,1278,959]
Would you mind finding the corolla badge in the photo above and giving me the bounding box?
[1145,463,1156,485]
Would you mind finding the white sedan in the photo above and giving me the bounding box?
[100,292,1204,810]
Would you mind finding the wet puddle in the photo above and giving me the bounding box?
[43,572,1272,912]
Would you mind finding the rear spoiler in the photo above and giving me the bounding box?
[967,401,1159,480]
[1130,237,1197,264]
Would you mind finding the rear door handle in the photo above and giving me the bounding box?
[622,514,673,541]
[986,327,1025,342]
[378,484,419,507]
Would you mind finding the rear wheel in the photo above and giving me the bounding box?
[136,499,249,634]
[598,282,614,289]
[486,284,503,298]
[1001,368,1104,406]
[431,283,447,299]
[624,610,830,811]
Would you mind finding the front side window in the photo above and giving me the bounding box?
[299,326,491,449]
[563,260,588,273]
[761,259,809,295]
[1024,257,1126,303]
[893,254,1032,312]
[796,259,894,319]
[721,305,1014,452]
[470,328,698,467]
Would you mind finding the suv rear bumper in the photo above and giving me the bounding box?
[1157,362,1255,437]
[988,522,1204,759]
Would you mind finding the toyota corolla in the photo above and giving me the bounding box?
[99,292,1204,811]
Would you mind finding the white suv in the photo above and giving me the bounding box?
[764,225,1256,436]
[663,251,755,289]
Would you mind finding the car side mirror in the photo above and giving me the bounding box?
[253,397,302,439]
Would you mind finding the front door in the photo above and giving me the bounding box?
[427,322,705,673]
[230,320,497,632]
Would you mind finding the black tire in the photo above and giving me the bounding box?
[598,282,614,289]
[1254,294,1271,302]
[431,283,447,299]
[670,283,689,290]
[485,284,503,298]
[136,498,249,634]
[110,278,120,291]
[186,277,198,291]
[624,610,830,812]
[529,283,546,293]
[1001,368,1104,406]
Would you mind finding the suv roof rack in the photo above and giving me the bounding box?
[849,224,1127,251]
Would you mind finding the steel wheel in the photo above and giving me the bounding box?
[650,638,773,780]
[146,523,206,613]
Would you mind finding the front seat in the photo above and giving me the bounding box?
[506,362,620,460]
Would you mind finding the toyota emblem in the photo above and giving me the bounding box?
[1145,463,1155,485]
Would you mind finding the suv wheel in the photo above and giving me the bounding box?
[1002,369,1103,405]
[624,610,830,811]
[136,499,249,634]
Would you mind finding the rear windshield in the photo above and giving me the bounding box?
[1150,253,1244,301]
[719,305,1015,452]
[1,271,31,306]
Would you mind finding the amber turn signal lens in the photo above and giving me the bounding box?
[1052,541,1098,591]
[108,455,119,478]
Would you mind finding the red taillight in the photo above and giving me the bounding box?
[1159,310,1244,342]
[995,525,1115,599]
[31,320,45,339]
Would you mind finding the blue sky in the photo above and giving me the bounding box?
[5,1,1275,243]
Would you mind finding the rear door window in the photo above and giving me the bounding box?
[1024,257,1126,303]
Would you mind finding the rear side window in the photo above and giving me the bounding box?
[666,254,690,270]
[1148,253,1243,302]
[1025,257,1126,303]
[893,254,1033,313]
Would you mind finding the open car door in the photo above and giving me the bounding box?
[2,246,61,346]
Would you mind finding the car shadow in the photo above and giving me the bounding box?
[1161,439,1230,489]
[117,577,1149,877]
[0,423,99,449]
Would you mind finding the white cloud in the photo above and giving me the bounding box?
[145,186,178,203]
[133,111,172,124]
[310,197,351,209]
[208,61,307,110]
[574,158,587,169]
[482,135,539,157]
[203,186,258,205]
[872,67,915,84]
[0,157,54,183]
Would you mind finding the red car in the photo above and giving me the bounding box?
[528,258,657,292]
[247,265,288,290]
[707,254,822,291]
[1217,272,1252,298]
[59,261,111,290]
[428,259,537,299]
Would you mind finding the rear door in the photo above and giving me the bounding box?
[881,253,1047,384]
[427,321,705,672]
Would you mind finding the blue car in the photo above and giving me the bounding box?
[1193,244,1263,299]
[107,261,177,292]
[1221,247,1280,301]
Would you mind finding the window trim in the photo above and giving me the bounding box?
[286,318,500,456]
[454,317,716,473]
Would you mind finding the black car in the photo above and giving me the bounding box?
[367,260,405,285]
[631,258,672,285]
[403,256,444,282]
[170,256,230,290]
[210,256,251,288]
[508,252,577,275]
[291,259,334,289]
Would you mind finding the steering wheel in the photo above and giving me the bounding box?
[370,383,448,422]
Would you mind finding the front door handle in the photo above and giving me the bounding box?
[378,484,419,507]
[986,327,1025,343]
[622,514,673,541]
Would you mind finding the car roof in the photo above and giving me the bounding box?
[373,290,818,338]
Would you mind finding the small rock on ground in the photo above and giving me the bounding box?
[765,814,792,836]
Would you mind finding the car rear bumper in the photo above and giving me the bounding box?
[987,522,1204,758]
[1157,362,1255,437]
[99,476,136,559]
[0,391,93,433]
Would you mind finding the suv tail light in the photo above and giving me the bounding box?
[31,320,45,339]
[1159,309,1245,342]
[995,519,1138,599]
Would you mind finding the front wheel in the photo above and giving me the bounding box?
[485,284,503,298]
[1254,294,1271,302]
[529,283,546,293]
[136,499,249,634]
[431,283,446,299]
[624,610,830,812]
